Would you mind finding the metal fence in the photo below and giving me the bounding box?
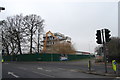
[2,53,94,61]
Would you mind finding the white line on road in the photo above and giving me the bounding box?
[8,72,19,78]
[37,67,43,70]
[18,67,27,70]
[58,68,66,70]
[58,68,77,72]
[70,69,77,72]
[32,71,55,78]
[45,70,52,72]
[116,77,120,79]
[37,67,51,72]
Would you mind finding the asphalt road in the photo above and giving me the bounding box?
[2,61,119,79]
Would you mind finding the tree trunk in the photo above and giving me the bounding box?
[6,45,9,55]
[30,30,33,54]
[18,39,22,55]
[17,36,22,55]
[37,32,40,53]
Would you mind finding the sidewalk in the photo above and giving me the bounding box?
[79,60,120,77]
[67,59,120,77]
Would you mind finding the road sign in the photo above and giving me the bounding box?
[1,59,4,63]
[112,60,117,72]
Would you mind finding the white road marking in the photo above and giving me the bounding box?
[37,67,51,72]
[58,68,77,72]
[18,67,27,70]
[58,68,65,70]
[37,67,43,70]
[116,77,120,79]
[8,72,19,78]
[32,71,55,78]
[70,69,77,72]
[45,70,52,72]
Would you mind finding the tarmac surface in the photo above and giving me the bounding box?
[2,59,120,80]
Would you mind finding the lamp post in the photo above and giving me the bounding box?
[0,7,5,80]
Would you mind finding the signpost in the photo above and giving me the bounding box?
[112,60,117,73]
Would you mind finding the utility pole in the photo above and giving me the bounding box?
[0,6,5,56]
[0,7,5,49]
[102,29,107,73]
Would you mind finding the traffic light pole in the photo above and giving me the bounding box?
[102,29,107,73]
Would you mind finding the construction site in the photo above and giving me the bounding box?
[41,31,75,54]
[2,30,93,62]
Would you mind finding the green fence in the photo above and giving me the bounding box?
[2,53,94,62]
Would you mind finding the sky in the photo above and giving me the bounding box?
[0,0,118,53]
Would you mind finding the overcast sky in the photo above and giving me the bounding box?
[0,0,118,53]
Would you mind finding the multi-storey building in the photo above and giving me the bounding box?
[41,31,71,52]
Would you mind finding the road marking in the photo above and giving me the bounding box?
[8,72,19,78]
[116,77,120,79]
[37,67,51,72]
[70,69,77,72]
[32,71,55,78]
[58,68,78,72]
[45,70,52,72]
[18,67,27,70]
[58,68,65,70]
[37,67,43,70]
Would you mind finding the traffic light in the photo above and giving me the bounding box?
[0,7,5,10]
[105,29,111,42]
[96,30,102,44]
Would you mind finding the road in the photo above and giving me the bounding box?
[2,61,118,79]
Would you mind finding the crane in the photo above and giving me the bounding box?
[42,31,59,52]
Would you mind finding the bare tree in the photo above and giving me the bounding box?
[23,14,44,54]
[106,37,120,57]
[1,28,10,55]
[1,14,44,55]
[95,37,120,62]
[46,42,76,54]
[1,14,27,55]
[1,23,17,55]
[94,45,103,56]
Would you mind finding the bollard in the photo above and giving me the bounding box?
[88,60,91,71]
[112,60,117,74]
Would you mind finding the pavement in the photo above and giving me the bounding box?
[2,59,120,79]
[66,59,120,77]
[2,61,112,78]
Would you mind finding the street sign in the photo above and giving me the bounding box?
[1,59,4,63]
[112,60,117,72]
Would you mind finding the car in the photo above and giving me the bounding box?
[60,57,68,61]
